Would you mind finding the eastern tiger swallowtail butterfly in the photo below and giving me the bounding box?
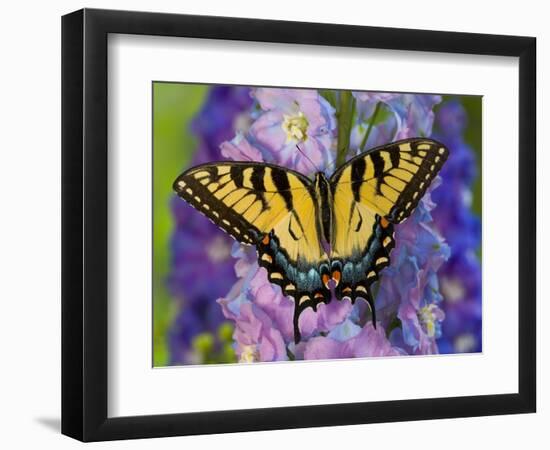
[173,138,449,344]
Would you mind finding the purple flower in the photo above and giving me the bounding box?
[169,199,235,304]
[351,94,442,152]
[222,88,336,175]
[376,184,450,354]
[390,94,442,139]
[191,86,253,162]
[216,245,288,362]
[303,323,402,360]
[217,244,353,361]
[353,91,401,103]
[431,99,482,353]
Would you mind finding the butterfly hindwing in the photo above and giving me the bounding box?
[256,190,331,343]
[174,162,330,343]
[330,189,395,318]
[329,138,448,319]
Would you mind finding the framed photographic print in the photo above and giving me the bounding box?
[61,8,536,441]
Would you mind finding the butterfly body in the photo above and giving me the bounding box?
[174,138,448,344]
[313,172,333,244]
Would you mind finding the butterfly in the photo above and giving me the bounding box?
[173,138,449,344]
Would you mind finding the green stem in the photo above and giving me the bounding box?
[385,316,402,339]
[359,101,382,152]
[336,91,355,166]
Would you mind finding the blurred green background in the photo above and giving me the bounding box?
[152,83,482,366]
[153,83,207,366]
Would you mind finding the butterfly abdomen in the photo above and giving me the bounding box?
[314,172,333,244]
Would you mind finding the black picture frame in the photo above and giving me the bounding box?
[61,8,536,442]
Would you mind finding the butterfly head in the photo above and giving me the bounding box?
[313,171,330,191]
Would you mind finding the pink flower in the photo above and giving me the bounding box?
[352,91,400,103]
[232,302,288,362]
[217,244,354,362]
[303,323,402,360]
[243,88,337,175]
[350,93,442,153]
[376,186,450,355]
[220,133,263,162]
[217,258,288,362]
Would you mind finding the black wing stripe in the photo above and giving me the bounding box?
[250,166,266,192]
[370,151,385,180]
[271,170,293,211]
[351,156,366,201]
[231,165,244,188]
[388,146,400,167]
[369,151,385,194]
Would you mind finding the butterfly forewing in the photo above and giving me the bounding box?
[330,138,449,223]
[174,162,309,244]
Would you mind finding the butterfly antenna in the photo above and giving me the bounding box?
[296,144,321,173]
[323,147,356,175]
[324,155,339,173]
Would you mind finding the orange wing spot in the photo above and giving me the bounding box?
[314,292,324,300]
[380,217,390,228]
[261,235,270,245]
[331,270,341,286]
[322,274,330,287]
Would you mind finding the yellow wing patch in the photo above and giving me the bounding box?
[173,162,312,246]
[331,191,378,259]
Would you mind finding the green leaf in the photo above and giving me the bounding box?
[320,89,337,110]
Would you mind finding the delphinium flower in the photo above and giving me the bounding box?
[347,92,452,355]
[430,99,482,353]
[350,93,442,153]
[168,86,253,364]
[221,88,336,175]
[375,182,450,355]
[216,88,450,361]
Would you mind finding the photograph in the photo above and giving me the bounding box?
[153,83,483,366]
